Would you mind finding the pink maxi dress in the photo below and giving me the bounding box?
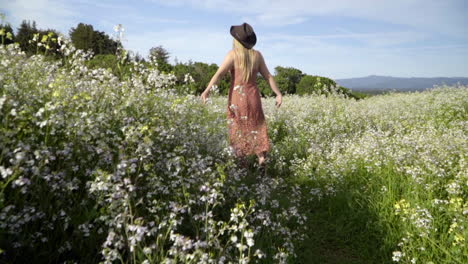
[227,60,270,157]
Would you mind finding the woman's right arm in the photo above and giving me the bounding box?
[200,50,234,104]
[258,51,282,107]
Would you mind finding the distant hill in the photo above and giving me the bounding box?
[336,75,468,93]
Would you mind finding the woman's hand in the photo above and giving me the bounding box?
[275,94,282,108]
[200,91,209,104]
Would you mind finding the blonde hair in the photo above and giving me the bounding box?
[233,38,256,83]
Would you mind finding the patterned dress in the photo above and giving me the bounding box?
[227,63,270,157]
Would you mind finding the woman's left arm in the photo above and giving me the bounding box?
[200,50,234,104]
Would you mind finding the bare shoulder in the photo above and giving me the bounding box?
[255,50,264,58]
[227,49,235,58]
[223,50,235,64]
[217,50,235,71]
[255,50,265,63]
[256,50,270,77]
[254,50,266,66]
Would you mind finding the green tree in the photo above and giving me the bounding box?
[149,45,169,63]
[16,20,38,54]
[0,24,14,45]
[149,45,172,72]
[133,52,145,63]
[274,66,304,94]
[15,20,61,57]
[69,23,94,51]
[92,30,119,55]
[297,75,338,95]
[0,13,14,45]
[218,73,231,95]
[296,75,357,98]
[296,75,318,95]
[69,23,119,55]
[172,60,231,95]
[172,62,194,93]
[257,75,273,97]
[86,54,119,72]
[37,30,61,57]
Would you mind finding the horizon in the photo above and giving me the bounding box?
[337,75,468,80]
[1,0,467,79]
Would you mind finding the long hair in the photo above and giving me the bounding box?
[232,38,256,83]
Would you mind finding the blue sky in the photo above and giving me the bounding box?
[1,0,467,79]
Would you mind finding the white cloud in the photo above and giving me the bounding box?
[1,0,78,34]
[1,0,189,34]
[261,30,429,48]
[125,28,232,64]
[152,0,468,36]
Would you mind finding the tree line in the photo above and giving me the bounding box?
[0,17,364,99]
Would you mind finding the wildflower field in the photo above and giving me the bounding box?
[0,40,467,264]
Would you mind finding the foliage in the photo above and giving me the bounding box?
[295,75,362,100]
[296,75,333,95]
[347,89,370,99]
[93,30,119,55]
[0,24,14,45]
[86,54,119,73]
[172,61,231,95]
[148,45,172,73]
[257,75,273,97]
[15,20,38,54]
[14,20,61,57]
[147,45,232,95]
[69,23,119,55]
[33,31,61,58]
[274,66,304,95]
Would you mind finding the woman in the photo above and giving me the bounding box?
[200,22,282,168]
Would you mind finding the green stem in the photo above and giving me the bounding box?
[425,236,462,264]
[205,201,209,242]
[44,39,49,56]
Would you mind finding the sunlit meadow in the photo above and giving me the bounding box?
[0,36,466,263]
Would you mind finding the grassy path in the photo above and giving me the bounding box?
[240,159,393,264]
[297,193,385,264]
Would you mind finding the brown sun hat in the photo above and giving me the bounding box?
[230,22,257,49]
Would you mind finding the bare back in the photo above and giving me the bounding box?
[231,50,270,84]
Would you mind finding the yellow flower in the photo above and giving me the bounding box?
[140,125,149,133]
[449,197,463,211]
[171,98,185,110]
[453,233,465,246]
[394,199,410,215]
[448,222,458,233]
